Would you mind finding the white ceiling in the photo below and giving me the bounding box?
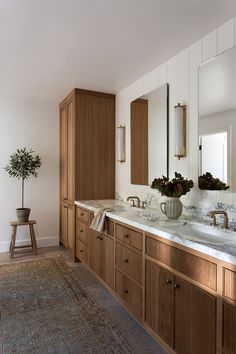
[1,0,236,103]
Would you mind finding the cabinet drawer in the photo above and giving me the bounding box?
[223,268,236,301]
[116,243,142,285]
[76,239,88,264]
[77,221,89,244]
[116,223,143,251]
[115,269,142,319]
[146,236,217,291]
[76,207,90,224]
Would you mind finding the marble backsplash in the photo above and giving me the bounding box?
[116,189,236,229]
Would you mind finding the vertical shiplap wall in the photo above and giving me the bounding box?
[116,17,236,207]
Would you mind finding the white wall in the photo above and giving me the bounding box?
[0,96,59,252]
[116,17,236,209]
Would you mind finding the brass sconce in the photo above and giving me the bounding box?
[117,125,125,163]
[174,103,186,159]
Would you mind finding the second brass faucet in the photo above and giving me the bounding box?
[208,210,229,229]
[127,196,140,208]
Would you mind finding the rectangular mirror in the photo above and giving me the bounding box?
[130,84,169,185]
[199,46,236,191]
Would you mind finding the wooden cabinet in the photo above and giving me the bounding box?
[90,228,114,289]
[223,302,236,353]
[116,242,142,285]
[115,269,142,319]
[59,89,115,250]
[60,202,75,250]
[145,260,216,354]
[145,260,174,347]
[75,206,91,264]
[175,276,216,354]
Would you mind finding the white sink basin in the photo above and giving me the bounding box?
[169,222,236,245]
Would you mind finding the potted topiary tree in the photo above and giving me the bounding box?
[4,147,42,222]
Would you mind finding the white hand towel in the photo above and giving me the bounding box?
[90,207,112,232]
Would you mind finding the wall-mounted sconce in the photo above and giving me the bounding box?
[117,125,125,163]
[174,103,186,159]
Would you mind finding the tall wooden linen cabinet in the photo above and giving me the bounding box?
[59,89,115,252]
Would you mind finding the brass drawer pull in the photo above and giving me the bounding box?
[124,234,129,238]
[124,259,129,263]
[124,289,129,294]
[63,205,68,208]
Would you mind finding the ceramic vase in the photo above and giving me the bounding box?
[160,197,182,220]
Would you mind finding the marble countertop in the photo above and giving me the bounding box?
[75,199,236,266]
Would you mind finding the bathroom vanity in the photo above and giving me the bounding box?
[75,199,236,354]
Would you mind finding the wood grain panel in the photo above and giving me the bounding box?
[60,202,67,247]
[115,269,142,319]
[116,223,143,251]
[76,207,90,224]
[130,98,148,185]
[76,221,89,244]
[76,239,88,264]
[145,236,217,290]
[101,233,114,289]
[223,302,236,353]
[67,98,75,203]
[89,229,101,276]
[75,92,115,200]
[116,242,142,284]
[59,105,68,201]
[223,268,236,302]
[67,204,75,250]
[175,276,216,354]
[145,260,174,347]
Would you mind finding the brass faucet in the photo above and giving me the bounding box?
[127,196,141,208]
[208,210,229,229]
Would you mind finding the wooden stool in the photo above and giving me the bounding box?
[9,220,38,258]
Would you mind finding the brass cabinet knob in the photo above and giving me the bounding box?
[80,249,83,253]
[174,284,180,289]
[80,230,83,233]
[124,289,129,294]
[166,279,172,285]
[124,259,129,263]
[63,205,68,208]
[124,234,129,238]
[80,213,84,216]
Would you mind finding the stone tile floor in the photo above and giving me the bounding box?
[0,246,167,354]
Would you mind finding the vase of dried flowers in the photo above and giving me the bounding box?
[151,172,194,220]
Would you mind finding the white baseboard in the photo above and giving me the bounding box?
[0,236,59,253]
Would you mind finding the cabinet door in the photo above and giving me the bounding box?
[60,203,68,247]
[90,229,101,276]
[145,260,174,347]
[60,105,68,201]
[223,302,236,354]
[175,276,216,354]
[100,234,114,289]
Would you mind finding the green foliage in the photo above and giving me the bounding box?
[4,148,42,180]
[198,172,229,191]
[151,172,194,197]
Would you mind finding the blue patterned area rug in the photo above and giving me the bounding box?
[0,256,133,354]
